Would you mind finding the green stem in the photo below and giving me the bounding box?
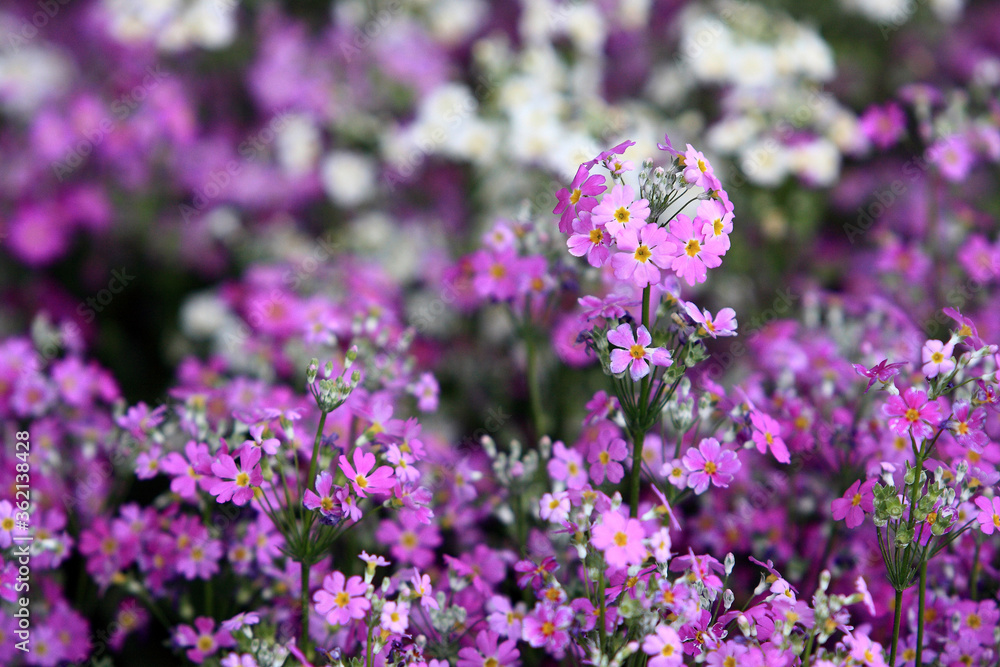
[889,588,903,667]
[301,560,312,658]
[306,411,329,497]
[525,330,547,437]
[597,566,607,655]
[915,561,926,667]
[801,630,817,667]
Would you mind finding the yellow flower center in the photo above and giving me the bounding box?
[549,498,561,510]
[485,658,500,667]
[335,591,351,607]
[570,188,582,205]
[614,207,630,224]
[614,531,628,547]
[723,656,736,667]
[713,219,724,235]
[905,408,920,422]
[685,239,701,257]
[851,493,862,507]
[236,471,250,487]
[401,531,417,548]
[629,344,646,360]
[633,244,652,263]
[589,228,604,244]
[957,422,969,435]
[600,452,610,464]
[698,159,707,173]
[490,264,506,279]
[541,621,555,636]
[197,636,214,652]
[704,461,717,475]
[931,351,944,363]
[1,518,13,531]
[958,324,972,338]
[355,475,368,489]
[662,645,675,657]
[321,497,334,512]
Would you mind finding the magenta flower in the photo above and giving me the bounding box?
[209,445,263,506]
[457,630,521,667]
[831,479,876,529]
[749,411,790,464]
[314,570,370,626]
[950,400,989,451]
[471,247,519,301]
[607,324,673,381]
[380,600,409,635]
[683,301,737,338]
[578,293,638,320]
[592,184,649,239]
[547,441,588,489]
[696,198,733,251]
[339,448,395,498]
[859,102,906,150]
[244,424,280,456]
[567,212,611,268]
[681,144,720,191]
[411,570,439,610]
[553,163,606,233]
[591,508,647,569]
[160,440,214,500]
[303,471,342,517]
[921,339,955,378]
[175,617,235,664]
[588,428,628,485]
[666,214,727,286]
[611,223,675,287]
[682,438,741,494]
[539,492,571,523]
[974,496,1000,535]
[853,359,907,394]
[928,134,975,182]
[522,604,573,655]
[643,625,683,667]
[883,387,943,439]
[656,133,679,156]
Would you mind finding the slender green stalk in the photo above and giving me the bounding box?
[801,630,817,667]
[889,588,903,667]
[915,561,927,667]
[627,286,652,517]
[301,560,311,657]
[305,411,329,496]
[525,330,547,437]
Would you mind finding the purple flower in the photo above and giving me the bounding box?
[607,324,673,381]
[831,479,876,529]
[852,359,907,394]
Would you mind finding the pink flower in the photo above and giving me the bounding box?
[611,223,676,287]
[209,445,263,506]
[859,102,906,150]
[303,471,342,517]
[457,631,521,667]
[928,134,975,182]
[592,184,649,239]
[643,625,683,667]
[376,513,441,568]
[681,144,720,191]
[682,438,740,494]
[591,508,647,569]
[921,339,955,378]
[471,247,519,301]
[567,212,611,268]
[161,440,214,500]
[661,458,688,489]
[554,164,606,233]
[314,571,370,626]
[696,198,733,250]
[588,427,628,485]
[974,496,1000,536]
[339,448,395,498]
[547,441,589,489]
[244,424,280,456]
[522,604,573,656]
[949,400,989,451]
[578,293,638,320]
[175,617,235,664]
[883,388,943,439]
[539,492,571,523]
[831,479,876,529]
[853,359,907,394]
[380,600,410,634]
[666,214,727,286]
[749,411,790,463]
[411,570,439,610]
[683,301,737,338]
[607,324,673,382]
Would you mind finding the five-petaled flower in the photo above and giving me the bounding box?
[590,508,647,569]
[921,339,956,378]
[831,479,876,529]
[683,301,737,338]
[683,438,741,494]
[883,387,943,439]
[592,184,649,239]
[853,359,907,394]
[643,624,684,667]
[314,570,370,626]
[209,445,263,506]
[974,496,1000,535]
[339,448,395,498]
[607,324,673,381]
[611,223,676,288]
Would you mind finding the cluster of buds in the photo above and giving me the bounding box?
[307,346,361,412]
